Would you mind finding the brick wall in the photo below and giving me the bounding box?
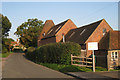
[56,19,77,42]
[86,19,113,57]
[38,20,54,47]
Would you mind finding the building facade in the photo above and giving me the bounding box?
[37,19,119,67]
[38,19,77,46]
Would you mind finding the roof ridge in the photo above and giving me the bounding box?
[78,19,103,29]
[54,19,69,27]
[42,19,70,39]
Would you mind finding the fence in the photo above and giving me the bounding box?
[71,54,94,67]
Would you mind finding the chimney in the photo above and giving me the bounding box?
[62,33,65,42]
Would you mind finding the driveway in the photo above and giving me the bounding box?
[2,53,77,79]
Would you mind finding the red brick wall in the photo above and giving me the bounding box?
[56,19,77,42]
[86,19,113,57]
[38,20,54,47]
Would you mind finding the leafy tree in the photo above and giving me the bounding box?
[0,14,12,37]
[2,38,14,52]
[14,18,43,48]
[0,14,12,53]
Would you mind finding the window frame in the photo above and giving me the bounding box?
[111,51,118,61]
[103,28,106,35]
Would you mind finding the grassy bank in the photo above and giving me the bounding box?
[37,63,107,73]
[0,52,13,58]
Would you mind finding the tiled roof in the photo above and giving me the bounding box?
[99,30,120,50]
[65,19,103,44]
[109,31,120,50]
[42,19,69,39]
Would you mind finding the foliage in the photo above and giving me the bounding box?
[25,47,36,59]
[0,14,12,53]
[2,38,14,53]
[95,66,107,72]
[2,44,8,53]
[27,47,36,53]
[14,18,43,47]
[0,14,12,37]
[26,42,81,65]
[0,52,13,58]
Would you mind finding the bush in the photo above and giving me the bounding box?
[26,42,81,65]
[25,47,36,60]
[27,47,36,53]
[2,45,8,53]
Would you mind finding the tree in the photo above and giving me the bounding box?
[14,18,43,48]
[2,38,14,52]
[0,14,12,37]
[0,14,12,53]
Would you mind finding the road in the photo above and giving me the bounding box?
[2,53,78,79]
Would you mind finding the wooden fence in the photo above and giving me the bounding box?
[71,54,94,67]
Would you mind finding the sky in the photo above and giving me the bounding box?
[1,1,119,41]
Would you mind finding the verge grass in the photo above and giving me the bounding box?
[38,63,108,73]
[1,52,13,58]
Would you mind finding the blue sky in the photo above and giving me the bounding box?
[2,2,118,41]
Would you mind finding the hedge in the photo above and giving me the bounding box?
[25,47,36,60]
[25,42,81,65]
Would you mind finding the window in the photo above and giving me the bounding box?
[69,32,75,38]
[103,28,106,35]
[42,32,45,36]
[55,25,62,32]
[80,29,86,35]
[111,51,118,61]
[48,29,53,34]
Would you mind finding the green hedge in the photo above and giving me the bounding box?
[2,45,8,53]
[26,42,81,65]
[25,47,36,59]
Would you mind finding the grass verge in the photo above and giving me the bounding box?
[0,52,13,58]
[38,63,108,73]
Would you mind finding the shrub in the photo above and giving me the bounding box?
[26,42,81,65]
[27,47,36,53]
[2,45,8,53]
[25,47,36,61]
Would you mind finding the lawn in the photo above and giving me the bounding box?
[38,63,108,73]
[0,52,13,58]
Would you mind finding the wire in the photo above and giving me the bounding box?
[80,2,117,25]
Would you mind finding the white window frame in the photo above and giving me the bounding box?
[55,25,62,32]
[103,28,106,35]
[80,29,86,35]
[69,32,75,38]
[48,29,53,34]
[111,51,118,61]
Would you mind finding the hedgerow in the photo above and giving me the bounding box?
[25,42,81,65]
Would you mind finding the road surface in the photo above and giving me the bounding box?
[2,53,77,79]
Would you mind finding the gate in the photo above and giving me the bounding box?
[71,54,93,67]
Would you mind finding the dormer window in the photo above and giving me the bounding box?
[80,29,86,35]
[70,32,75,38]
[103,28,106,35]
[48,29,53,34]
[55,25,62,32]
[42,32,45,36]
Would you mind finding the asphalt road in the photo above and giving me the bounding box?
[2,53,77,79]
